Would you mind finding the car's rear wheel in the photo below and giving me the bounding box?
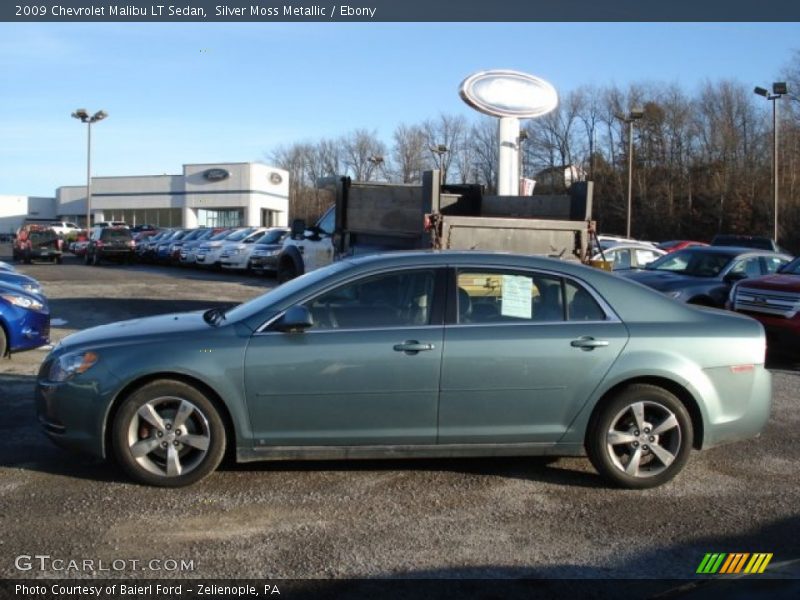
[112,380,226,487]
[587,384,693,489]
[0,326,7,358]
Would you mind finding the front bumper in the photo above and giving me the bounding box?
[250,254,279,272]
[35,361,121,459]
[3,306,49,353]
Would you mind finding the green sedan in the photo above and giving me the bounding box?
[36,252,771,488]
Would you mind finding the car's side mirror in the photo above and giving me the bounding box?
[273,306,314,333]
[290,219,307,239]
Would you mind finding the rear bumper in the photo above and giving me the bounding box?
[702,364,772,449]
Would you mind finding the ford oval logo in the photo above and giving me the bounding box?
[459,70,558,119]
[203,168,230,182]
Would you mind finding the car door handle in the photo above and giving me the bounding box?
[570,336,609,350]
[393,341,435,354]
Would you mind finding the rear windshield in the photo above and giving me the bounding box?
[102,229,132,240]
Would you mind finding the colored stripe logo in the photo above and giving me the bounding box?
[696,553,773,574]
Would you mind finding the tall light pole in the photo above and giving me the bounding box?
[518,130,529,195]
[430,144,449,184]
[754,82,786,242]
[615,107,644,238]
[71,109,108,231]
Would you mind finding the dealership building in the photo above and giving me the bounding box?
[1,162,290,234]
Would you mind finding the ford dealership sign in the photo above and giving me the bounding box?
[203,168,230,182]
[459,70,558,119]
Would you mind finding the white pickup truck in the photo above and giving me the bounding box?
[48,221,81,237]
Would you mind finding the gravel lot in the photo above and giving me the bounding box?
[1,248,799,584]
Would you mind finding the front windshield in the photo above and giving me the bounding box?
[256,229,286,244]
[223,228,254,242]
[779,257,800,274]
[209,229,231,241]
[646,250,733,277]
[223,260,351,324]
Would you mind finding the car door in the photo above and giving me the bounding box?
[438,267,629,444]
[243,267,445,446]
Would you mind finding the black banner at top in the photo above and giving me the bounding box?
[3,0,800,22]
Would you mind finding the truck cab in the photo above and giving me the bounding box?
[277,206,336,282]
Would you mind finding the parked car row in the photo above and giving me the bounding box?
[68,225,290,274]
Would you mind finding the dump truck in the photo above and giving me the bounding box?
[276,170,594,282]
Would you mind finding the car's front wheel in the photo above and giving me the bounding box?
[586,384,693,489]
[112,380,226,487]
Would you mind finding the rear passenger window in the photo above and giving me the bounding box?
[456,270,607,324]
[565,280,606,321]
[456,271,563,323]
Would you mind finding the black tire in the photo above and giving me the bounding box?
[112,379,226,487]
[0,326,7,358]
[277,258,298,284]
[586,384,693,489]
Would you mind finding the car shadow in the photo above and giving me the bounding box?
[221,455,606,489]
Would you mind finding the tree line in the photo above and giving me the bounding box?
[268,52,800,254]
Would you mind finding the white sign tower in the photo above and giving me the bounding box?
[459,70,558,196]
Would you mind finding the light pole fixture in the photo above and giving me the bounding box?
[430,144,449,184]
[754,82,786,242]
[615,107,644,238]
[367,155,385,181]
[71,109,108,231]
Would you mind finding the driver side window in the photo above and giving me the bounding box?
[305,270,436,330]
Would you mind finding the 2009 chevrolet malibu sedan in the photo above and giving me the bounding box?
[36,252,771,488]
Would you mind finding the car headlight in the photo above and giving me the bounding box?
[1,293,45,312]
[22,283,43,295]
[48,351,99,382]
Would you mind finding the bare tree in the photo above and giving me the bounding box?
[423,114,467,183]
[341,129,386,181]
[391,123,428,183]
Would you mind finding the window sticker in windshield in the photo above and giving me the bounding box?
[501,275,532,319]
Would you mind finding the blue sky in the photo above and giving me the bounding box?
[1,22,798,197]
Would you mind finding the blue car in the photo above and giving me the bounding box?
[0,270,44,297]
[0,280,50,356]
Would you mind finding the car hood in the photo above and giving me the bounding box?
[58,311,211,350]
[620,269,714,291]
[737,273,800,292]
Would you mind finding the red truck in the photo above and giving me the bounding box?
[730,255,800,351]
[12,224,64,264]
